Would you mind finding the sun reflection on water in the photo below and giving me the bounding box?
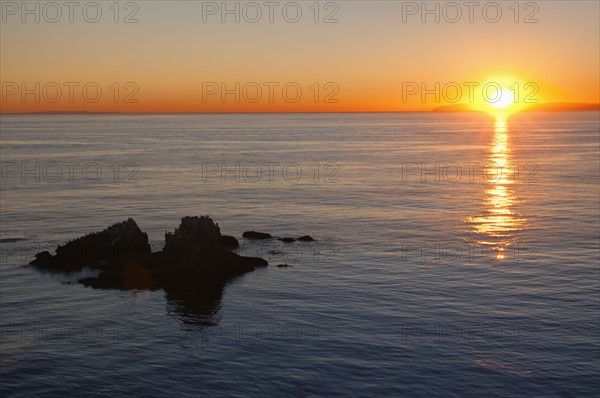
[468,114,526,261]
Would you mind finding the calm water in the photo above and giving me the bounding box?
[1,112,598,397]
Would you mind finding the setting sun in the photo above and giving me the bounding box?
[464,75,542,116]
[489,89,515,110]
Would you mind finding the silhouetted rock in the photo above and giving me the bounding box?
[31,218,150,270]
[278,237,295,243]
[276,264,292,268]
[298,235,315,242]
[243,231,273,239]
[164,216,221,259]
[220,235,239,248]
[30,251,53,267]
[32,216,268,289]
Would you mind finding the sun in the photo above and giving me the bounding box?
[489,89,515,110]
[469,74,538,116]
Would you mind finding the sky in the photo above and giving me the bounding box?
[1,0,599,113]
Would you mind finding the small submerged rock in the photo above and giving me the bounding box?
[243,231,315,242]
[242,231,273,240]
[0,237,27,243]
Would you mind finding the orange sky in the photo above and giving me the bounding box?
[1,1,599,113]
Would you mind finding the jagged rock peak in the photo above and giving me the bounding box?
[164,215,222,258]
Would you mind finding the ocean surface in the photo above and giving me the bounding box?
[0,112,598,397]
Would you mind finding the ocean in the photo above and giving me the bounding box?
[0,112,598,397]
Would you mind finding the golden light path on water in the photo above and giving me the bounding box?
[469,113,526,261]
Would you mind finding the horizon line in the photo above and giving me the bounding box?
[3,110,599,116]
[2,102,599,116]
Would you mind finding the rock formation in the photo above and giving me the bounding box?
[32,216,267,290]
[31,218,150,270]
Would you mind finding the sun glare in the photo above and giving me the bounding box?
[466,74,541,116]
[489,89,515,110]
